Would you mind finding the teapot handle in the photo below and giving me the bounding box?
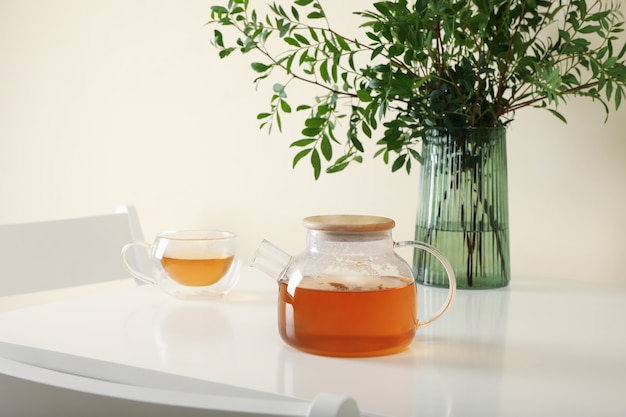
[394,241,456,328]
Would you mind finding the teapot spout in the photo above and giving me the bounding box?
[250,239,292,281]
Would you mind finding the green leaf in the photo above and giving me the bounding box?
[321,135,333,160]
[589,11,611,22]
[616,87,623,109]
[291,138,316,147]
[273,83,287,98]
[357,89,372,102]
[218,48,235,58]
[391,154,406,172]
[298,49,311,66]
[307,12,325,19]
[275,110,282,132]
[361,121,372,138]
[293,148,312,167]
[331,57,338,82]
[311,149,321,179]
[285,53,296,74]
[305,117,326,127]
[324,40,340,56]
[371,45,384,59]
[319,60,330,82]
[284,37,300,47]
[336,35,350,51]
[210,6,229,14]
[547,109,568,123]
[213,30,224,47]
[326,161,349,173]
[365,32,380,43]
[388,44,404,57]
[408,148,423,164]
[251,62,270,73]
[280,99,292,113]
[294,33,310,45]
[579,25,601,34]
[579,0,587,19]
[302,126,323,137]
[350,136,364,152]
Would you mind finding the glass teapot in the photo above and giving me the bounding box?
[251,215,456,357]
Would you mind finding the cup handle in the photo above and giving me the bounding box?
[394,240,456,329]
[121,241,155,285]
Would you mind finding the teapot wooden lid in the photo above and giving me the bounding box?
[303,215,395,233]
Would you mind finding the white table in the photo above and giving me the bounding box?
[1,269,625,417]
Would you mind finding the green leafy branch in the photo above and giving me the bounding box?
[209,0,626,179]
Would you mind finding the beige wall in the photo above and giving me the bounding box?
[1,0,625,284]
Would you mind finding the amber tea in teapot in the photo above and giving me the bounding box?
[279,275,417,357]
[252,215,456,357]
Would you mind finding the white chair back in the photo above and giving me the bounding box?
[0,205,149,296]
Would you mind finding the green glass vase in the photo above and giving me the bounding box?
[414,127,510,289]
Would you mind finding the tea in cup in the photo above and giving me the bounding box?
[122,230,240,299]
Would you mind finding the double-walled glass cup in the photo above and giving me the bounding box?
[122,230,240,299]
